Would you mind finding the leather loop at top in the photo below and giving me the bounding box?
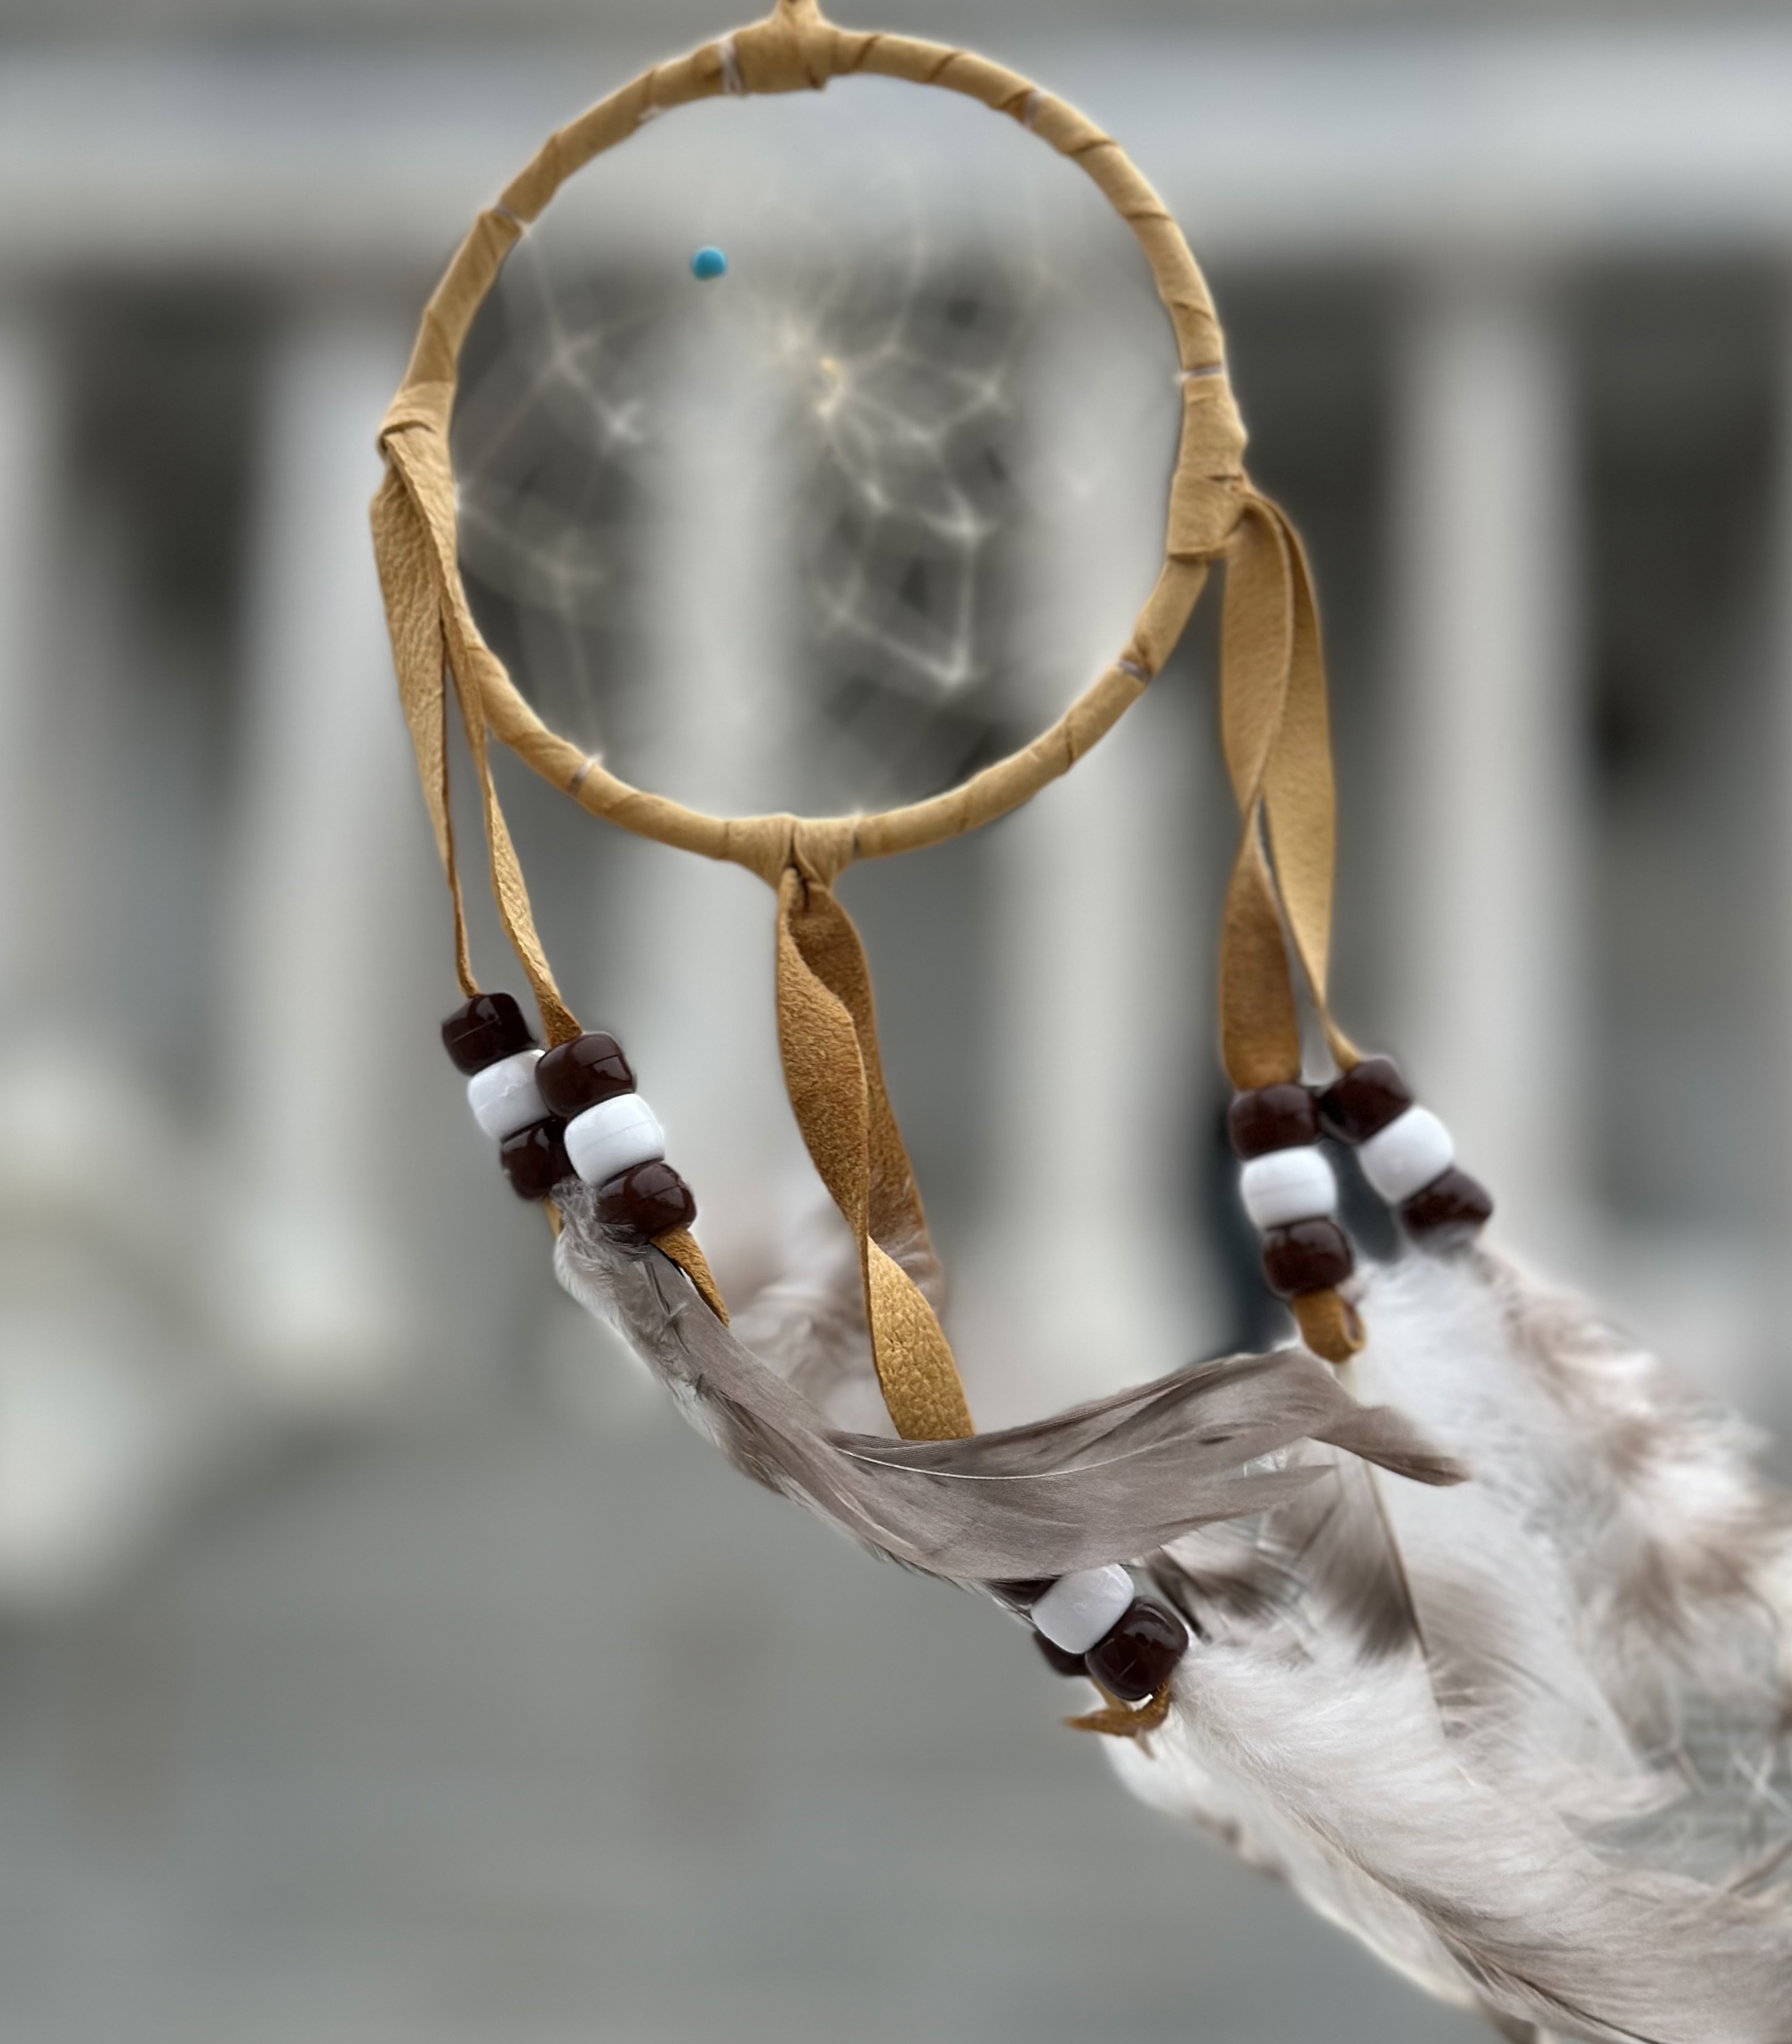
[733,0,835,94]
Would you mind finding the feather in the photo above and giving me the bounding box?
[1107,1248,1792,2044]
[724,1195,933,1434]
[556,1179,1792,2037]
[550,1181,1461,1585]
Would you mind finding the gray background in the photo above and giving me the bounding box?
[0,0,1789,2039]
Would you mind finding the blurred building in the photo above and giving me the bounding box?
[0,3,1789,2040]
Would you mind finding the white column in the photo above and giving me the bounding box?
[218,308,424,1402]
[957,306,1222,1427]
[1764,285,1792,1410]
[0,308,62,1023]
[1389,267,1587,1252]
[0,306,170,1601]
[0,304,256,1603]
[598,297,816,1295]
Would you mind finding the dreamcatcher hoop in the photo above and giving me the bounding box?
[383,0,1245,886]
[373,0,1372,1440]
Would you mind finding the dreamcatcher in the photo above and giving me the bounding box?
[370,5,1792,2038]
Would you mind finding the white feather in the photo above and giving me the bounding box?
[1107,1248,1792,2043]
[724,1195,918,1436]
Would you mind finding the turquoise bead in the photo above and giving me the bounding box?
[690,245,728,281]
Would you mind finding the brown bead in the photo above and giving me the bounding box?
[536,1031,636,1118]
[1261,1217,1354,1299]
[441,992,535,1075]
[1227,1084,1320,1159]
[1033,1632,1088,1679]
[596,1159,697,1241]
[1316,1057,1412,1143]
[1084,1599,1188,1702]
[1400,1166,1493,1245]
[499,1118,571,1202]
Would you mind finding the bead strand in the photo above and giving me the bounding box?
[442,1001,701,1239]
[1316,1057,1493,1246]
[1228,1082,1358,1309]
[1019,1565,1189,1703]
[443,992,573,1203]
[535,1029,697,1238]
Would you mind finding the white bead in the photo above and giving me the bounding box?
[1240,1145,1338,1231]
[565,1092,666,1186]
[466,1048,546,1141]
[1031,1565,1135,1655]
[1360,1105,1454,1204]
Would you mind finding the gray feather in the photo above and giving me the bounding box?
[726,1195,941,1433]
[550,1181,1462,1585]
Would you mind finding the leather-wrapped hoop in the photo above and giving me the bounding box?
[377,0,1250,887]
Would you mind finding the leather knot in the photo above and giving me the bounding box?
[720,811,859,889]
[1166,368,1250,566]
[791,814,857,886]
[378,380,455,454]
[733,0,836,94]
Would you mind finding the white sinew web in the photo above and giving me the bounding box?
[452,189,1048,815]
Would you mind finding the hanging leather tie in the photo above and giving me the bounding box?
[375,388,722,1316]
[775,865,972,1440]
[375,383,577,1048]
[1217,494,1363,1361]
